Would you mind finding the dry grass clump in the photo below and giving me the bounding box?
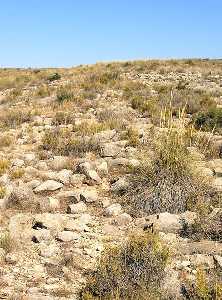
[0,186,6,198]
[73,120,107,135]
[41,128,100,156]
[0,231,13,253]
[34,84,53,98]
[0,134,13,148]
[0,159,10,175]
[190,129,221,159]
[97,107,131,131]
[10,168,25,180]
[81,232,169,300]
[123,127,140,147]
[0,109,32,128]
[183,268,222,300]
[56,85,76,103]
[52,111,76,125]
[123,108,217,216]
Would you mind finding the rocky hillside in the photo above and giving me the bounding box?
[0,59,221,299]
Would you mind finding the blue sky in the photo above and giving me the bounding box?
[0,0,221,67]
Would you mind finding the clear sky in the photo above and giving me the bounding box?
[0,0,221,67]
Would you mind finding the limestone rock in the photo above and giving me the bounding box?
[57,231,79,242]
[105,203,122,216]
[67,201,87,214]
[80,189,98,203]
[34,180,63,192]
[79,162,101,184]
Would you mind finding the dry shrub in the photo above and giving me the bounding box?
[183,268,222,300]
[10,168,25,179]
[0,159,10,175]
[41,128,100,156]
[0,231,13,253]
[81,232,169,300]
[0,134,13,148]
[181,206,222,242]
[124,108,217,216]
[0,109,32,128]
[52,111,76,125]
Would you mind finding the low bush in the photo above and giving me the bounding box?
[193,107,222,133]
[56,85,75,103]
[0,109,32,128]
[81,232,169,300]
[181,206,222,242]
[0,232,13,253]
[0,159,10,175]
[123,109,217,216]
[183,268,222,300]
[47,72,61,82]
[41,128,100,156]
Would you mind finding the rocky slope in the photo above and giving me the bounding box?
[0,59,221,299]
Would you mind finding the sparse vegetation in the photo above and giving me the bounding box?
[0,60,222,298]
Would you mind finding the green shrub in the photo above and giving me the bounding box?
[47,72,61,82]
[81,233,169,300]
[56,86,75,103]
[193,108,222,133]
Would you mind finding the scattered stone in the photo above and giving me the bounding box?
[56,190,80,203]
[70,173,86,186]
[111,177,129,194]
[101,141,126,157]
[67,201,87,214]
[105,203,122,216]
[79,162,101,184]
[12,158,25,167]
[48,156,70,171]
[57,231,79,242]
[212,177,222,191]
[80,189,98,203]
[112,213,132,226]
[56,169,72,184]
[34,180,63,192]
